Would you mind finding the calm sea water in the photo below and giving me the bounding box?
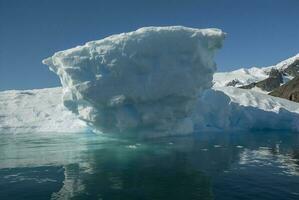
[0,131,299,200]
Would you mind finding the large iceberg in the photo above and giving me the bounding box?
[43,26,225,136]
[2,26,299,136]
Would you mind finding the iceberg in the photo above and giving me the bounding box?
[1,26,299,136]
[43,26,225,136]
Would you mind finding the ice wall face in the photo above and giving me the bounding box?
[194,87,299,132]
[43,26,225,136]
[0,88,86,134]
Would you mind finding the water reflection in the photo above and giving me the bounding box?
[65,151,212,199]
[0,131,299,200]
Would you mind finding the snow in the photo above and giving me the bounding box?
[213,54,299,88]
[43,26,225,136]
[270,53,299,71]
[194,87,299,131]
[213,67,268,87]
[250,86,269,94]
[0,87,86,134]
[1,86,299,135]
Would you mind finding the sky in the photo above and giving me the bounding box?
[0,0,299,91]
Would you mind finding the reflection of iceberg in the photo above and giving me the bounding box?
[51,165,86,200]
[240,146,299,176]
[51,139,216,199]
[50,132,299,199]
[0,132,91,169]
[1,131,299,199]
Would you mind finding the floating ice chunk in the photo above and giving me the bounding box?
[213,145,222,148]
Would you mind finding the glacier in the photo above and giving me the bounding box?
[0,88,86,134]
[1,26,299,136]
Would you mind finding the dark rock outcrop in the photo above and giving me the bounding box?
[283,59,299,77]
[269,76,299,102]
[239,69,283,92]
[226,79,241,87]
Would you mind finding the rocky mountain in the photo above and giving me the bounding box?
[283,59,299,77]
[214,54,299,95]
[213,53,299,103]
[239,69,283,92]
[238,58,299,92]
[269,76,299,102]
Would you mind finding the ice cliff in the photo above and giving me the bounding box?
[43,26,225,136]
[0,88,86,133]
[2,86,299,135]
[195,87,299,132]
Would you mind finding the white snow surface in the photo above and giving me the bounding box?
[213,67,269,87]
[1,86,299,135]
[270,53,299,70]
[194,87,299,131]
[42,26,225,136]
[0,87,86,134]
[213,54,299,88]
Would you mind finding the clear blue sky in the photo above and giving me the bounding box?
[0,0,299,91]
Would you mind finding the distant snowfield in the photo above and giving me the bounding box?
[213,54,299,87]
[213,67,269,87]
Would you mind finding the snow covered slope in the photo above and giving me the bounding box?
[213,54,299,88]
[213,67,269,88]
[0,87,86,134]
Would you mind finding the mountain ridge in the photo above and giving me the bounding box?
[213,54,299,99]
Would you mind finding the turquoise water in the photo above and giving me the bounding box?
[0,131,299,200]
